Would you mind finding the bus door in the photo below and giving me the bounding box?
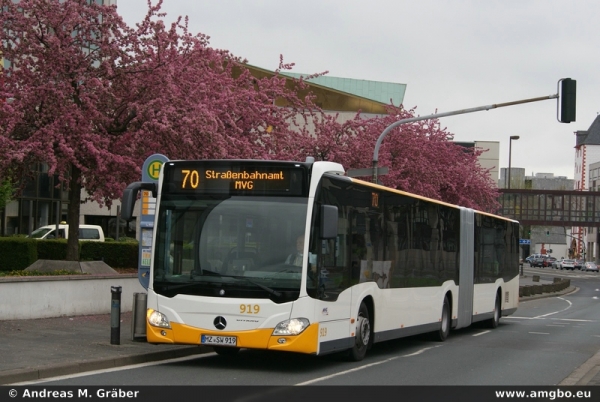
[309,204,355,353]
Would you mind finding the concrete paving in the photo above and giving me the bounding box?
[0,276,597,386]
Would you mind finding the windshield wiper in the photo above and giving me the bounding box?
[157,271,282,297]
[224,273,282,297]
[153,280,205,292]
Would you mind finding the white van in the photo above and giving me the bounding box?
[28,223,105,242]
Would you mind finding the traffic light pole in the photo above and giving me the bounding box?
[372,94,558,183]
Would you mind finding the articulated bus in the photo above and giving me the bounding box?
[122,157,519,361]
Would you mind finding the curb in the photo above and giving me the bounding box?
[519,277,571,299]
[0,346,211,385]
[518,285,577,302]
[559,349,600,386]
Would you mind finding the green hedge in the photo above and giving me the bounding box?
[0,238,38,271]
[80,241,138,268]
[37,239,68,260]
[0,237,139,271]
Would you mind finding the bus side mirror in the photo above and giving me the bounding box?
[320,205,338,239]
[121,182,157,221]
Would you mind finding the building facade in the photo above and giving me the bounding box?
[573,115,600,262]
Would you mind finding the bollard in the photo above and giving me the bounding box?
[111,286,122,345]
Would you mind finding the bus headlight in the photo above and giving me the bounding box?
[147,309,171,329]
[273,318,310,335]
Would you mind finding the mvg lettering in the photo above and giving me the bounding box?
[235,181,254,190]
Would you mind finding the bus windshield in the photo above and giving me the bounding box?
[152,195,309,302]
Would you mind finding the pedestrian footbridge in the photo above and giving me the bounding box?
[499,189,600,227]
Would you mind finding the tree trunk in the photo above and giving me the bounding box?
[66,165,82,261]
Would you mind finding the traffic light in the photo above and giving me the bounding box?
[558,78,576,123]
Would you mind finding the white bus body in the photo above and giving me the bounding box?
[122,158,519,360]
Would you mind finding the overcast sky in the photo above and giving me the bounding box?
[117,0,600,180]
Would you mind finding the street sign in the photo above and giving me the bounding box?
[519,239,531,245]
[138,154,169,289]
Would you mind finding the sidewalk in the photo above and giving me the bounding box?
[0,312,211,385]
[0,277,597,386]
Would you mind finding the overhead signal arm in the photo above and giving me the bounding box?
[371,79,576,183]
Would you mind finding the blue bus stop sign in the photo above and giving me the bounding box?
[138,154,169,289]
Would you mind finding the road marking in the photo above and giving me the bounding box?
[506,316,596,323]
[11,354,207,385]
[473,330,491,337]
[295,345,443,385]
[529,332,550,335]
[552,318,595,322]
[533,298,572,319]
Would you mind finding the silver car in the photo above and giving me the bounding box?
[584,262,598,272]
[560,259,576,270]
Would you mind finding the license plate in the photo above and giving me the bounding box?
[201,335,237,346]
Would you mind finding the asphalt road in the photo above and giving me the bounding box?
[24,269,600,387]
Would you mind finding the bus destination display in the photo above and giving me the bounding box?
[164,162,306,196]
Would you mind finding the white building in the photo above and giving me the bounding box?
[574,115,600,262]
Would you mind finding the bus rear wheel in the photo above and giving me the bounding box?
[487,294,501,329]
[348,302,371,361]
[432,296,450,342]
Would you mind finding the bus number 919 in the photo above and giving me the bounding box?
[240,304,260,314]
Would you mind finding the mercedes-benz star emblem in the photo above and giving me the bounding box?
[213,316,227,330]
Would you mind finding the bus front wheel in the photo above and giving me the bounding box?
[348,301,371,361]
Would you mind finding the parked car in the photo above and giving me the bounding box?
[583,262,598,272]
[552,259,562,269]
[531,257,545,267]
[543,257,557,268]
[526,254,549,266]
[574,259,585,270]
[560,259,576,270]
[28,223,105,242]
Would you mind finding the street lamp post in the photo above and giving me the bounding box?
[507,135,520,189]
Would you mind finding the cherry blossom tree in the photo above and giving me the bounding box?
[1,0,499,261]
[0,0,320,259]
[298,106,500,211]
